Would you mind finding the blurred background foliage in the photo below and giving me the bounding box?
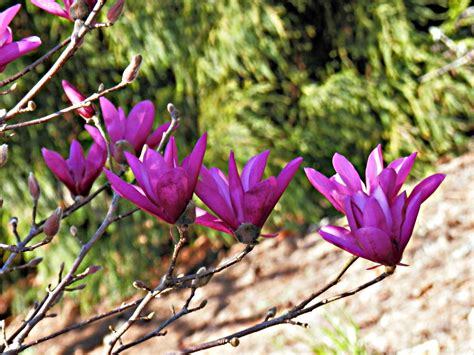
[0,0,473,311]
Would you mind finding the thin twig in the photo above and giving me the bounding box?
[0,82,128,132]
[179,270,392,353]
[113,287,203,354]
[104,225,189,354]
[11,242,253,350]
[419,49,474,83]
[2,194,120,352]
[2,0,108,122]
[0,38,71,88]
[292,255,358,311]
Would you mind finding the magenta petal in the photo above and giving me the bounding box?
[0,4,21,35]
[100,97,124,144]
[362,196,390,232]
[305,167,344,213]
[195,208,234,235]
[345,197,361,231]
[125,100,155,153]
[319,226,364,257]
[228,151,245,222]
[104,169,170,222]
[388,152,417,194]
[62,80,94,119]
[399,193,422,251]
[146,122,171,149]
[0,37,42,67]
[81,143,106,195]
[354,227,397,266]
[241,150,270,191]
[391,191,407,242]
[409,173,446,204]
[243,177,277,227]
[164,136,179,168]
[195,180,238,229]
[266,156,303,220]
[31,0,70,19]
[42,148,75,193]
[84,124,106,150]
[125,152,159,204]
[182,133,207,197]
[152,168,189,223]
[371,185,392,227]
[365,144,384,193]
[332,153,363,191]
[143,146,167,174]
[378,168,397,201]
[67,140,86,186]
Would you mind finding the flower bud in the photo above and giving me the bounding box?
[69,0,91,21]
[191,266,212,288]
[28,172,41,202]
[107,0,125,23]
[176,200,196,226]
[121,54,142,83]
[0,144,8,168]
[27,257,43,268]
[235,223,260,244]
[229,338,240,347]
[114,139,135,165]
[27,100,36,111]
[43,208,62,240]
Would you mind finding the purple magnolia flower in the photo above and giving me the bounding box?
[104,134,207,225]
[305,147,445,267]
[195,150,303,243]
[99,97,171,162]
[0,4,41,73]
[42,125,107,197]
[31,0,97,21]
[305,145,417,213]
[62,80,95,119]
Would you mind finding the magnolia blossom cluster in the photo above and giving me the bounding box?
[305,147,445,266]
[3,1,444,269]
[41,84,445,266]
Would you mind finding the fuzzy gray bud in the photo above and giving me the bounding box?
[43,208,62,240]
[0,144,8,168]
[28,172,41,201]
[107,0,125,23]
[122,54,142,83]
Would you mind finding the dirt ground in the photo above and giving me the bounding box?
[13,150,474,354]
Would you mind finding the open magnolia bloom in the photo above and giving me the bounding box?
[195,150,303,244]
[305,147,445,267]
[62,80,95,119]
[42,125,107,197]
[99,97,171,163]
[104,134,207,225]
[31,0,97,21]
[0,4,41,72]
[305,145,417,213]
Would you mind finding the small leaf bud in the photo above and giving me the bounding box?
[43,208,62,240]
[0,144,8,168]
[28,172,41,201]
[107,0,125,23]
[229,338,240,347]
[122,54,142,83]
